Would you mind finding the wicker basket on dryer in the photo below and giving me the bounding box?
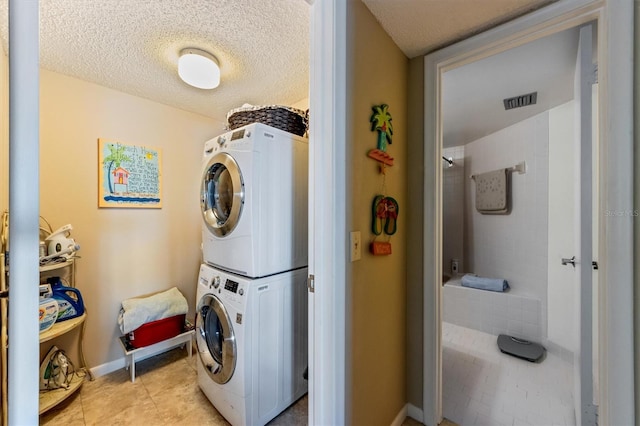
[226,104,309,137]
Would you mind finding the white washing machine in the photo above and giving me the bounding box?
[200,123,308,278]
[195,263,308,426]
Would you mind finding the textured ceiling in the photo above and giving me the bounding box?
[361,0,554,58]
[0,0,564,136]
[0,0,310,120]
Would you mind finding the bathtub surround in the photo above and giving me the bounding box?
[441,113,549,346]
[464,111,549,341]
[441,107,591,356]
[443,277,542,343]
[442,146,465,275]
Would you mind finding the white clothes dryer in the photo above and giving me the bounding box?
[200,123,308,278]
[195,263,308,426]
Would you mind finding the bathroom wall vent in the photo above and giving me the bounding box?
[503,92,537,110]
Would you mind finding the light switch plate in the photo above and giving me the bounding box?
[350,231,361,262]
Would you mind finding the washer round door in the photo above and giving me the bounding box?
[201,152,244,237]
[195,293,237,384]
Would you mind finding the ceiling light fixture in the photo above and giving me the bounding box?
[178,48,220,90]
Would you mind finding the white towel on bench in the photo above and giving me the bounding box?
[118,287,188,334]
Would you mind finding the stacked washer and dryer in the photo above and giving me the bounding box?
[195,122,309,426]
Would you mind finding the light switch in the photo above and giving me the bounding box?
[350,231,361,262]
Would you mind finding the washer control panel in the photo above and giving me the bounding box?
[212,276,221,289]
[224,279,239,293]
[223,278,246,307]
[198,265,247,311]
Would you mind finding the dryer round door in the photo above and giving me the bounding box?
[196,293,237,384]
[201,152,244,237]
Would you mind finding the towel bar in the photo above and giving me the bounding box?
[470,161,526,180]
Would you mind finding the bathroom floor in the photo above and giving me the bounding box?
[442,322,575,426]
[40,347,422,425]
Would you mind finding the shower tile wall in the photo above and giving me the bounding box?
[443,282,543,342]
[464,111,549,342]
[442,146,465,275]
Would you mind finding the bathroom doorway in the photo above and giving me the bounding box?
[437,20,598,426]
[422,2,634,426]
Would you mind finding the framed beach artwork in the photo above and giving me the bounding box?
[98,138,162,208]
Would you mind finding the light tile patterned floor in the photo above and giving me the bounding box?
[39,347,307,426]
[40,347,421,425]
[442,322,575,426]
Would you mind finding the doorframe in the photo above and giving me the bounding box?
[7,0,41,424]
[423,1,634,425]
[307,0,348,424]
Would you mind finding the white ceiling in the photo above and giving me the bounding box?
[0,0,570,140]
[442,26,579,147]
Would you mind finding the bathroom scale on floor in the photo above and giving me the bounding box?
[497,334,545,362]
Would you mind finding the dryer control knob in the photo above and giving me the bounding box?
[217,136,226,146]
[238,288,244,296]
[212,276,221,289]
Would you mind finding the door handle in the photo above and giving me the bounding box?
[561,256,576,267]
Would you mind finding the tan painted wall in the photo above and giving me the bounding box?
[346,1,408,424]
[39,70,223,369]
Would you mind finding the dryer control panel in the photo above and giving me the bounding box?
[230,129,248,141]
[203,130,252,154]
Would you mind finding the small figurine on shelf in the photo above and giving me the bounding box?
[368,104,394,167]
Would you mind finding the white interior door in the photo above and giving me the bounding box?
[547,22,599,425]
[547,101,576,352]
[571,22,597,426]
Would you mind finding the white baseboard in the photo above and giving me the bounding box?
[89,357,126,379]
[407,404,424,423]
[391,404,409,426]
[390,403,424,426]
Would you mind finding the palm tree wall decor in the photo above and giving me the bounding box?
[370,104,393,151]
[367,104,395,166]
